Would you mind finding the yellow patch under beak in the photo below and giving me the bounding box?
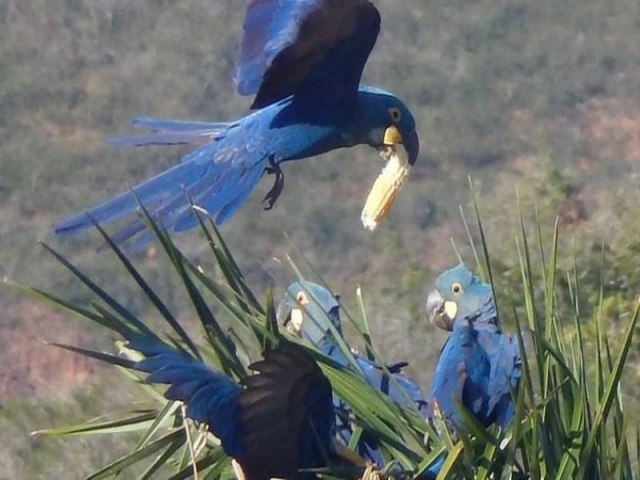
[383,125,403,146]
[286,309,304,336]
[444,301,458,321]
[361,146,411,231]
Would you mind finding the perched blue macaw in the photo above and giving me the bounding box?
[425,264,521,430]
[54,0,420,248]
[125,335,336,480]
[278,281,429,465]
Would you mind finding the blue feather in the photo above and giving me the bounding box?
[126,338,243,458]
[109,118,235,147]
[131,117,234,132]
[236,0,311,96]
[54,136,267,247]
[236,0,381,108]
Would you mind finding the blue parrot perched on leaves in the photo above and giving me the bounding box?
[425,264,522,430]
[278,281,429,465]
[54,0,420,248]
[122,335,339,480]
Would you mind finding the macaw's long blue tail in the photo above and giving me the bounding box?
[109,117,236,147]
[128,335,243,459]
[53,118,267,248]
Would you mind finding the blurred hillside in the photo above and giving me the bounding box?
[1,0,640,477]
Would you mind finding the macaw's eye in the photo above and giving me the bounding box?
[296,291,309,304]
[452,282,463,295]
[388,107,402,122]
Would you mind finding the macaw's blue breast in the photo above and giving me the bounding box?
[250,94,360,161]
[430,320,521,429]
[429,325,491,427]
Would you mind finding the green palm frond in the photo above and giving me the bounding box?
[4,199,638,479]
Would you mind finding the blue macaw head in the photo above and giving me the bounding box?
[277,281,342,346]
[425,263,494,331]
[358,86,420,166]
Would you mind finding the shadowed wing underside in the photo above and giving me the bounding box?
[236,0,381,109]
[238,343,334,480]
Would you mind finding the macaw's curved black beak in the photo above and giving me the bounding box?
[404,129,420,166]
[426,289,455,332]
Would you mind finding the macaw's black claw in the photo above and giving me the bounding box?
[262,158,285,210]
[385,361,410,374]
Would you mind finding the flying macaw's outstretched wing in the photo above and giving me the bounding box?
[238,342,334,480]
[236,0,381,109]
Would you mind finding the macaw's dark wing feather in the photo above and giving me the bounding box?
[238,343,334,480]
[236,0,381,109]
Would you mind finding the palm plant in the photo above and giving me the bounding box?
[7,201,638,479]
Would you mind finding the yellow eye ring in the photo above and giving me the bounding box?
[296,291,309,304]
[452,283,463,295]
[389,107,402,122]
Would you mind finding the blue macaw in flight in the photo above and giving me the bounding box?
[425,264,521,430]
[124,335,339,480]
[278,281,429,465]
[54,0,420,247]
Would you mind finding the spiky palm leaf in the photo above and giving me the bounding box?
[5,198,638,479]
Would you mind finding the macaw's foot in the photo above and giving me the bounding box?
[262,159,284,210]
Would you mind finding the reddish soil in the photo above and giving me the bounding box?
[581,98,640,162]
[0,300,100,399]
